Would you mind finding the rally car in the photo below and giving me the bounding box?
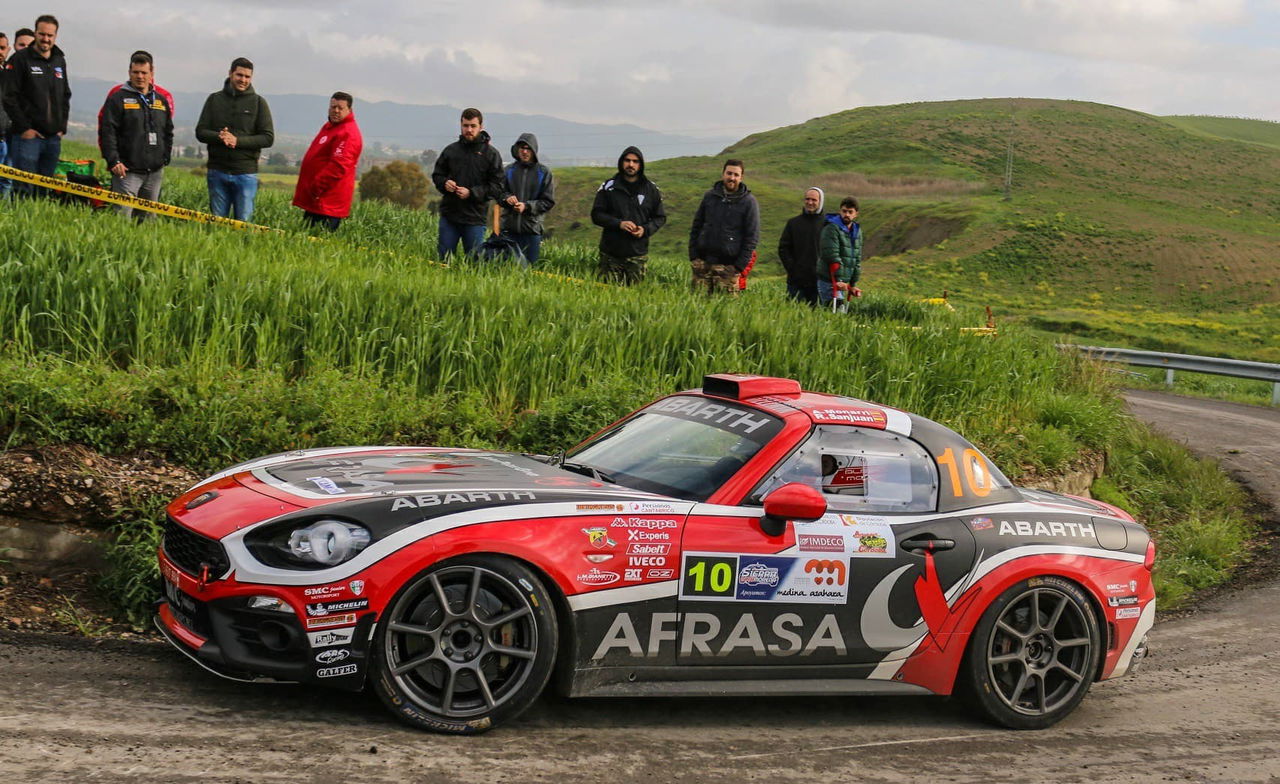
[156,374,1154,734]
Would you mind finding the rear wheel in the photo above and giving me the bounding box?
[371,555,557,734]
[958,576,1100,730]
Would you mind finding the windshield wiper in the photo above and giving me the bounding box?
[560,461,616,484]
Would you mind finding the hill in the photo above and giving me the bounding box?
[1161,115,1280,150]
[537,99,1280,361]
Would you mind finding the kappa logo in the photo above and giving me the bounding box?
[611,517,678,530]
[804,559,847,587]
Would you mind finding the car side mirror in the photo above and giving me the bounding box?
[759,483,827,537]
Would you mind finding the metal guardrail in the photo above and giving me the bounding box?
[1060,344,1280,406]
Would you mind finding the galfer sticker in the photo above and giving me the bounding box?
[680,553,850,604]
[316,664,358,678]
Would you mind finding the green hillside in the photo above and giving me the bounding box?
[1161,115,1280,150]
[540,99,1280,362]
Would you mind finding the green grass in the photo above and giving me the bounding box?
[1161,115,1280,150]
[12,108,1266,623]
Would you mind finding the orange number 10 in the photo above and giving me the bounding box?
[938,448,992,498]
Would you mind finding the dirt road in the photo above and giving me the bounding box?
[0,391,1277,783]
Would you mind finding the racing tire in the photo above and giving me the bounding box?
[957,576,1101,730]
[371,555,558,734]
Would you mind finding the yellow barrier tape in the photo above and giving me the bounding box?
[0,163,276,232]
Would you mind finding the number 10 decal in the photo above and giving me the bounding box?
[937,447,992,498]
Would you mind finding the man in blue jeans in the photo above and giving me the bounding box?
[431,108,503,259]
[5,15,70,198]
[195,57,274,222]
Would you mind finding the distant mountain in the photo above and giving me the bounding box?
[69,77,732,165]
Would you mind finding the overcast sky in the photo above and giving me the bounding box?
[20,0,1280,149]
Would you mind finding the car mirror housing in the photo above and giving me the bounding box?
[759,483,827,537]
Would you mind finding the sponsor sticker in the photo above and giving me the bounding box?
[628,556,667,567]
[316,648,351,664]
[161,560,181,587]
[305,476,345,495]
[303,584,346,599]
[610,517,679,530]
[626,542,671,556]
[646,568,676,579]
[1107,595,1140,607]
[798,533,844,553]
[1115,607,1142,620]
[390,490,537,510]
[1105,581,1138,594]
[998,520,1096,539]
[681,553,850,604]
[317,664,359,678]
[307,628,356,648]
[624,568,642,581]
[969,516,994,531]
[577,568,620,587]
[851,531,889,555]
[627,501,681,514]
[306,598,370,616]
[809,407,888,427]
[576,503,623,512]
[306,613,357,629]
[349,580,366,596]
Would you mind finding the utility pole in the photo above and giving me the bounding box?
[1002,116,1015,202]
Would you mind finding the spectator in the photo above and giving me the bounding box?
[0,32,9,196]
[98,51,173,220]
[818,196,863,310]
[11,28,33,54]
[98,50,175,140]
[292,91,363,231]
[431,107,503,260]
[591,146,666,285]
[195,57,274,222]
[689,158,759,296]
[777,187,826,305]
[4,15,70,197]
[497,133,555,265]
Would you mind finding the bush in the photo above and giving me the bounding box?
[359,160,430,209]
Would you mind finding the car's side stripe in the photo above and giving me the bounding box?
[567,581,679,611]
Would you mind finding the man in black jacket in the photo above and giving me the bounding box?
[195,57,274,222]
[498,132,555,265]
[4,15,69,197]
[98,52,173,220]
[689,159,760,296]
[777,187,826,305]
[431,107,503,260]
[591,146,666,285]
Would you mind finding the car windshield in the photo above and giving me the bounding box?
[566,396,784,502]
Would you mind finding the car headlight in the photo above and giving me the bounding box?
[245,518,373,570]
[287,520,371,566]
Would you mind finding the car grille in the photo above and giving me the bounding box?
[163,517,231,578]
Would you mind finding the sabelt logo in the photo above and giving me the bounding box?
[578,568,621,586]
[626,543,671,556]
[315,648,350,664]
[798,534,844,553]
[805,559,847,587]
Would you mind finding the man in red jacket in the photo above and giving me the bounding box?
[292,91,363,230]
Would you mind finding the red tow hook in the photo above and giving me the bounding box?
[198,564,211,593]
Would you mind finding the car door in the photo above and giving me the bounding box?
[676,425,976,667]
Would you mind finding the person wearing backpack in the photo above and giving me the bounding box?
[497,133,555,265]
[818,196,863,310]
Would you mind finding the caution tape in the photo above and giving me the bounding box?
[0,163,275,232]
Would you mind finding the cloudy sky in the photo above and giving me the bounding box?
[22,0,1280,149]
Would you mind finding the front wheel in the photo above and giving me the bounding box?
[957,576,1101,730]
[371,555,558,734]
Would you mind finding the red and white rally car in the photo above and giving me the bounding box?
[157,374,1154,733]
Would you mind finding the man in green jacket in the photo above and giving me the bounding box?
[195,57,274,222]
[818,196,863,310]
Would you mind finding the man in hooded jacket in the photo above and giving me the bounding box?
[292,91,363,231]
[591,146,666,285]
[777,187,826,305]
[689,158,760,295]
[195,57,274,222]
[431,107,504,259]
[498,132,555,265]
